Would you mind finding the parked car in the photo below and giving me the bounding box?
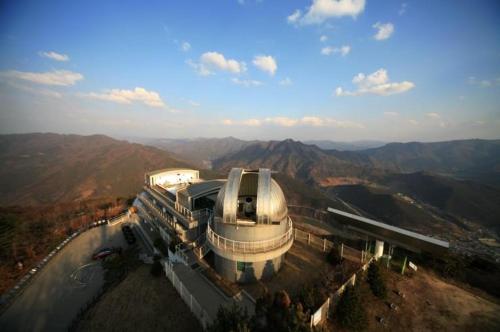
[92,247,122,260]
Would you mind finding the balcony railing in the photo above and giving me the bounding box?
[206,217,293,254]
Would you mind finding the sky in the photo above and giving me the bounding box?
[0,0,499,142]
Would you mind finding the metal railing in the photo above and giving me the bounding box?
[206,217,293,254]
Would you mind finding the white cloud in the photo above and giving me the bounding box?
[468,76,500,87]
[188,100,200,107]
[287,9,302,24]
[321,45,350,56]
[383,111,399,117]
[181,41,191,52]
[242,118,262,126]
[83,87,166,108]
[320,35,328,42]
[38,51,69,62]
[279,77,293,86]
[399,3,408,16]
[426,112,440,119]
[222,116,364,128]
[231,77,263,87]
[3,80,62,98]
[188,52,246,76]
[0,69,83,86]
[298,0,366,25]
[373,22,394,41]
[409,119,419,125]
[335,68,415,96]
[252,55,277,76]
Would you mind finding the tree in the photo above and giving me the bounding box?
[207,303,251,332]
[327,246,343,266]
[367,262,387,299]
[336,284,367,331]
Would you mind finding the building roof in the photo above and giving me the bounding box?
[327,207,449,254]
[177,179,226,199]
[145,168,198,177]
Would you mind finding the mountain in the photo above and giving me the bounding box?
[328,139,500,186]
[212,139,383,185]
[127,136,258,167]
[305,140,386,151]
[0,133,190,206]
[213,139,500,235]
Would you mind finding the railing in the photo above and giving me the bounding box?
[206,217,293,254]
[163,260,211,328]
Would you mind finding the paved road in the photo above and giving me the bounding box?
[0,223,128,332]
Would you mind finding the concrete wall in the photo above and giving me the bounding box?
[215,254,284,283]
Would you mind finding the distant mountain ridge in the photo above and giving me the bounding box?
[0,133,191,205]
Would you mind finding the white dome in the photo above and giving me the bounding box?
[214,168,287,224]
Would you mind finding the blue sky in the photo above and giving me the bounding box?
[0,0,499,141]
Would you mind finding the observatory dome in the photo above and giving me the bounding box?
[214,168,288,224]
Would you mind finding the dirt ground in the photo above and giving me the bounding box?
[242,240,359,300]
[75,265,202,332]
[330,266,500,332]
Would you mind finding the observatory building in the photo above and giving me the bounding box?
[206,168,294,283]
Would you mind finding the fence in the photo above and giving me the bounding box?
[293,228,366,264]
[163,260,211,328]
[309,256,374,327]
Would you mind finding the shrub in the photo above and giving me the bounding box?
[327,246,343,266]
[208,303,251,332]
[367,262,387,299]
[336,284,367,331]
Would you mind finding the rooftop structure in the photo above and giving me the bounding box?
[139,168,225,243]
[206,168,294,283]
[327,207,449,256]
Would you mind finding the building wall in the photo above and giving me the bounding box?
[215,254,284,283]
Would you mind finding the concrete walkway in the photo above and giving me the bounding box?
[172,263,255,321]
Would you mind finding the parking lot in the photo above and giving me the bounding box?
[0,222,129,332]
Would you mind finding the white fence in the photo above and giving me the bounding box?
[163,260,211,328]
[293,228,367,264]
[309,256,374,327]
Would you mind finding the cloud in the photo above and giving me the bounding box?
[181,41,191,52]
[335,68,415,96]
[468,76,500,87]
[321,45,350,56]
[0,69,83,86]
[222,116,364,128]
[399,3,408,16]
[426,112,440,119]
[294,0,366,25]
[383,111,399,117]
[279,77,293,86]
[408,119,419,125]
[188,100,200,107]
[373,22,394,40]
[82,87,166,108]
[2,80,62,98]
[287,9,302,24]
[320,35,328,42]
[253,55,277,76]
[38,51,69,62]
[231,77,263,87]
[188,52,246,76]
